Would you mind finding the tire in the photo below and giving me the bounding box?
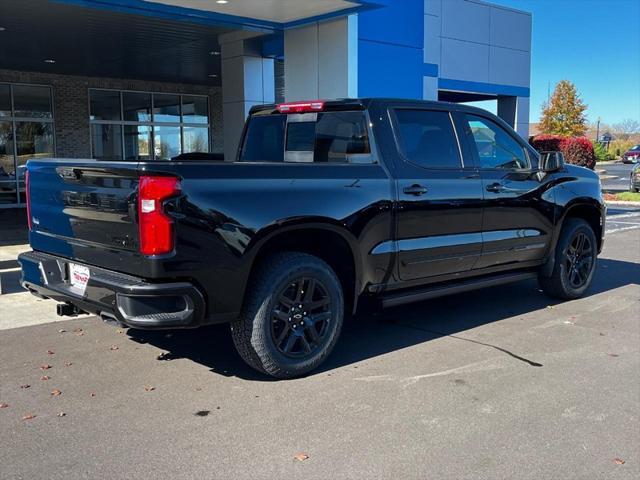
[539,218,597,300]
[230,252,344,379]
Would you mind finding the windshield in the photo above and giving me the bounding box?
[630,145,640,151]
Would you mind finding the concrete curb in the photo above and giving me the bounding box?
[606,201,640,207]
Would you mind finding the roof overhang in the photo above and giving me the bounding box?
[52,0,378,31]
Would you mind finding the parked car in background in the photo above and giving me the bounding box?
[630,163,640,192]
[622,145,640,163]
[19,99,605,378]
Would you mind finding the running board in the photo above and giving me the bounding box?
[381,271,538,308]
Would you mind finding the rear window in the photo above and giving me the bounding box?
[239,111,371,163]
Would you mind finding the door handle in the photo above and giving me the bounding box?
[486,182,505,193]
[403,184,428,196]
[486,182,529,194]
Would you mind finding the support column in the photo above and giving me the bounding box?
[220,32,275,161]
[497,95,517,127]
[284,15,358,101]
[515,96,530,139]
[498,95,530,139]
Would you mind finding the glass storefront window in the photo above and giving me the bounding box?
[90,90,121,121]
[182,96,208,124]
[91,124,123,160]
[123,92,151,122]
[13,85,53,118]
[0,121,16,204]
[183,126,209,154]
[124,125,151,160]
[0,85,11,118]
[15,122,54,202]
[153,94,181,123]
[154,126,181,160]
[89,89,210,161]
[0,84,54,206]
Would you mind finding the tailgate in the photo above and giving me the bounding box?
[28,159,142,268]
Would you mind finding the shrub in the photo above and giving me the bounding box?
[593,142,612,162]
[609,139,635,160]
[530,134,563,152]
[531,134,596,170]
[559,137,596,170]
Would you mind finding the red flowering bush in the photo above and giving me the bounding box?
[559,137,596,169]
[530,135,596,170]
[530,134,563,153]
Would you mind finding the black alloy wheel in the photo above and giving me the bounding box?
[230,252,344,379]
[270,277,332,358]
[563,231,595,289]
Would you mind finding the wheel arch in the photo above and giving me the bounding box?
[542,199,605,277]
[243,222,364,315]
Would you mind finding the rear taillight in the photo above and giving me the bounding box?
[276,100,325,114]
[25,170,32,231]
[138,175,181,256]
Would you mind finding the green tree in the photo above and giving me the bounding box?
[540,80,588,136]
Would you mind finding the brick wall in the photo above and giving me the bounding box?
[0,69,224,157]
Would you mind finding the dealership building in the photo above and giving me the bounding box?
[0,0,531,208]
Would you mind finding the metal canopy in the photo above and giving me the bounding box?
[0,0,233,85]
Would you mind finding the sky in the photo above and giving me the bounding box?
[486,0,640,126]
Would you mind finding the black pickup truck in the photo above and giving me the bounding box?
[19,99,605,378]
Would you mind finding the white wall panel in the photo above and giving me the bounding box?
[441,0,490,45]
[490,7,531,52]
[489,46,530,87]
[440,38,489,82]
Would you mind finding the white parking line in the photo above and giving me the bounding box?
[607,213,640,220]
[606,225,640,234]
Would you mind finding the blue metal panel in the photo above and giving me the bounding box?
[439,78,530,98]
[356,0,425,99]
[423,63,439,78]
[358,40,423,99]
[358,0,423,48]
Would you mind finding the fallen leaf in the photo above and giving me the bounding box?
[51,389,62,396]
[0,403,8,408]
[58,329,67,333]
[22,414,36,420]
[194,387,202,392]
[73,328,83,333]
[144,386,155,392]
[20,384,31,389]
[116,329,123,334]
[294,453,309,462]
[89,392,96,397]
[599,333,606,336]
[64,362,73,367]
[57,412,66,417]
[47,350,55,355]
[608,353,620,357]
[40,376,50,381]
[110,345,119,351]
[40,364,52,370]
[614,458,625,465]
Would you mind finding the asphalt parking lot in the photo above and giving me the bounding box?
[1,209,639,480]
[600,162,635,192]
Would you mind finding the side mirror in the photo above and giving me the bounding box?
[540,151,565,172]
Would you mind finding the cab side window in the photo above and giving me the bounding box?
[464,114,529,170]
[394,109,462,169]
